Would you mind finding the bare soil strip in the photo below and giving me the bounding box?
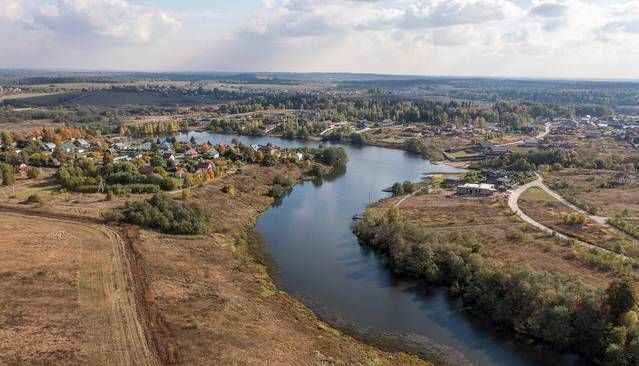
[0,211,158,366]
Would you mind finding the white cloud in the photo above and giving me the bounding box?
[1,0,181,45]
[0,0,638,78]
[0,0,27,22]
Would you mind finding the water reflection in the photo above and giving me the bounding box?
[176,131,580,366]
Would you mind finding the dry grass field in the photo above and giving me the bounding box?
[128,164,428,366]
[367,191,616,289]
[0,163,429,366]
[543,169,639,217]
[518,187,636,256]
[0,212,157,366]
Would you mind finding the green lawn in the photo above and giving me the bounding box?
[520,187,555,202]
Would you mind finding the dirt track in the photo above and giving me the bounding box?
[0,211,158,366]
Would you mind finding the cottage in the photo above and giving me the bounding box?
[258,145,277,156]
[485,169,508,184]
[612,172,632,186]
[160,141,173,151]
[59,143,78,153]
[174,167,186,178]
[162,152,176,161]
[138,142,153,151]
[202,149,220,159]
[74,139,90,148]
[185,148,198,158]
[112,142,129,151]
[487,145,509,155]
[521,139,539,147]
[196,161,213,176]
[9,161,28,175]
[457,183,496,197]
[41,142,57,152]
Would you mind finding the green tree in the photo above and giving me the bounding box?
[1,164,15,186]
[605,278,637,321]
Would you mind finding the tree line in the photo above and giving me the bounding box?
[353,207,639,364]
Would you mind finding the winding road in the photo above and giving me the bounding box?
[507,174,627,258]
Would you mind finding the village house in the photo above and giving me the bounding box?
[59,142,79,153]
[202,149,220,159]
[185,148,199,158]
[612,172,632,186]
[9,161,28,175]
[162,152,176,162]
[521,138,539,147]
[457,183,497,197]
[112,142,129,151]
[196,161,213,176]
[41,142,57,152]
[479,141,509,156]
[74,139,91,149]
[138,165,154,175]
[160,141,173,151]
[258,145,278,156]
[137,142,153,151]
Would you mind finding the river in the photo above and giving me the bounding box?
[179,131,580,366]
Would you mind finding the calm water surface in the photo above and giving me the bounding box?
[179,131,579,366]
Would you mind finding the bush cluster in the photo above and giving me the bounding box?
[109,194,209,235]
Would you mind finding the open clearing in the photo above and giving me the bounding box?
[518,186,636,257]
[368,191,617,288]
[0,212,157,366]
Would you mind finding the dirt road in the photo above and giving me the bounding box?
[0,211,158,366]
[508,175,626,258]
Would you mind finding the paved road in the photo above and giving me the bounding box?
[507,174,625,257]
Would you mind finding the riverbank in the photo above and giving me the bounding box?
[353,184,639,364]
[127,164,431,365]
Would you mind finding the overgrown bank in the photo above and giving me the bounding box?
[353,207,639,365]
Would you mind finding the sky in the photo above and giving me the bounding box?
[0,0,638,79]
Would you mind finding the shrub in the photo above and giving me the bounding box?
[27,167,42,179]
[563,213,587,226]
[1,163,15,186]
[26,193,45,204]
[273,174,294,187]
[268,184,286,198]
[109,194,209,235]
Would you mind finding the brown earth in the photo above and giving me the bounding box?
[543,169,639,218]
[368,191,615,289]
[0,212,158,366]
[0,163,430,366]
[518,186,636,257]
[127,164,429,365]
